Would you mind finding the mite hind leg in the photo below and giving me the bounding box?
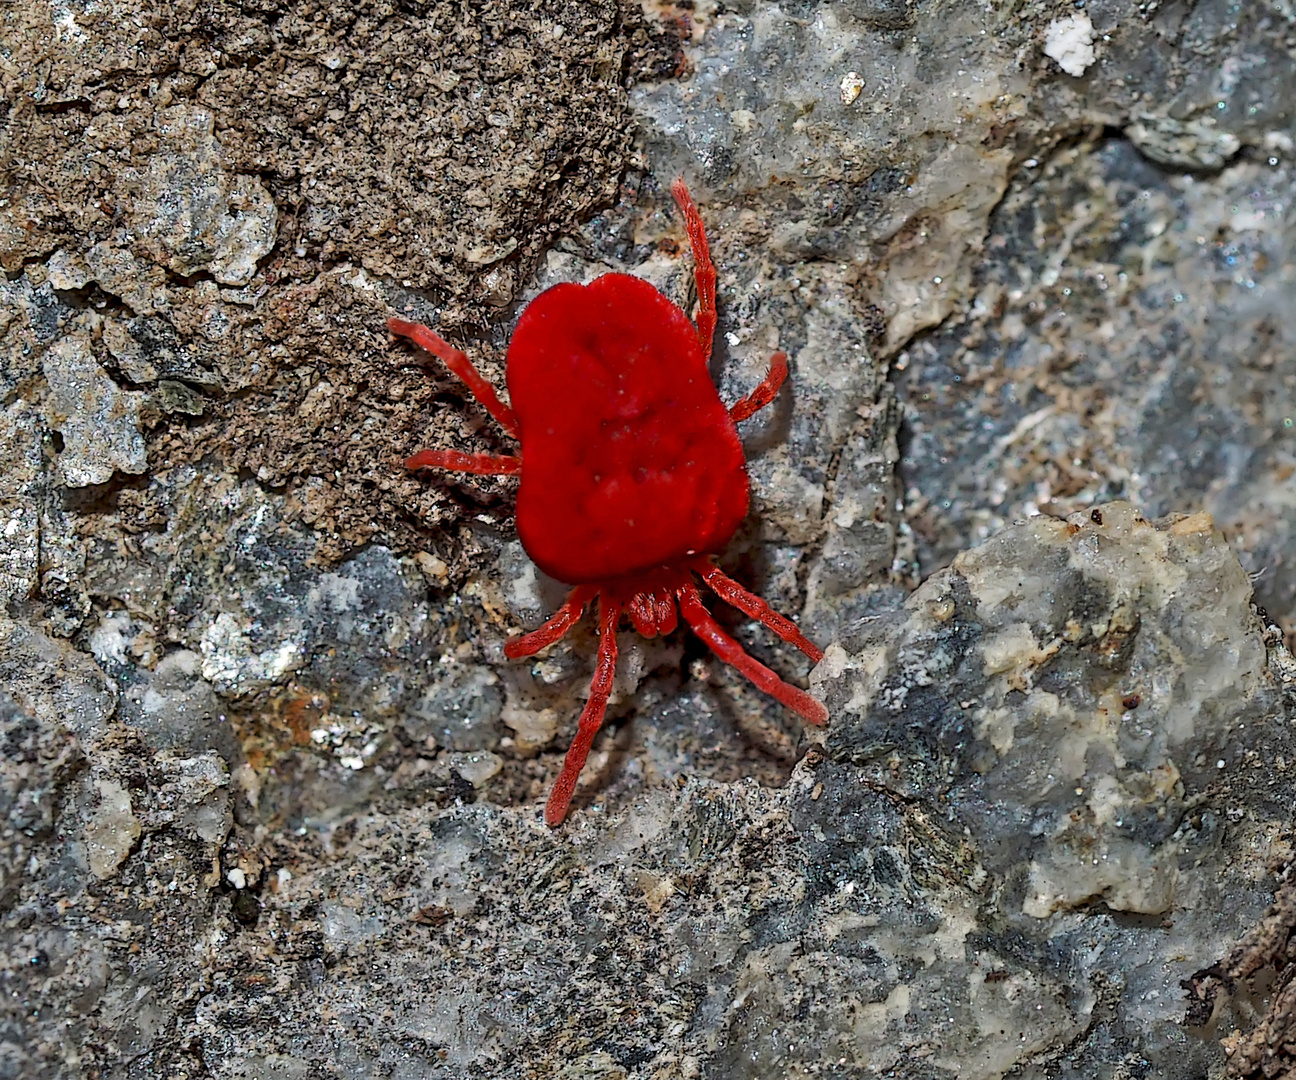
[504,586,598,660]
[694,560,821,663]
[677,584,828,727]
[545,596,623,826]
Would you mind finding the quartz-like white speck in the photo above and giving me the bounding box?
[840,70,865,106]
[1044,14,1097,78]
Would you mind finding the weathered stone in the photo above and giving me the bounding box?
[41,329,147,487]
[4,0,1296,1076]
[127,105,278,287]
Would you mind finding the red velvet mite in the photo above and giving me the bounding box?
[389,180,828,826]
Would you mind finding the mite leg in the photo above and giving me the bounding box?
[388,317,521,439]
[405,449,521,476]
[695,561,822,663]
[678,583,828,726]
[545,595,623,826]
[729,351,788,423]
[504,585,598,659]
[670,179,718,366]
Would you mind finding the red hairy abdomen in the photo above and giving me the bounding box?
[508,274,749,584]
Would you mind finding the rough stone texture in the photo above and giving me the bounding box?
[40,327,148,488]
[0,401,42,605]
[1191,880,1296,1079]
[130,104,279,288]
[5,0,1296,1076]
[0,691,235,1079]
[885,6,1296,653]
[1,508,1294,1077]
[0,0,670,562]
[818,504,1288,916]
[901,136,1296,652]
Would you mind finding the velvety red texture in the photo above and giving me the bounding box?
[508,273,749,584]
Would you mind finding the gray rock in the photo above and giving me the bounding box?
[899,138,1296,630]
[9,501,1273,1079]
[403,663,503,751]
[47,242,170,318]
[0,693,233,1079]
[0,273,73,397]
[102,315,225,391]
[4,0,1296,1075]
[127,105,279,288]
[0,617,117,742]
[816,505,1288,914]
[0,401,42,605]
[1126,114,1243,171]
[40,328,148,487]
[0,692,80,909]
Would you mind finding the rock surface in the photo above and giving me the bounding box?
[4,0,1296,1076]
[2,508,1295,1076]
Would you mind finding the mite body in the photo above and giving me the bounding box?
[390,180,827,825]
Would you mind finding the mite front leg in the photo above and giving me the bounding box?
[728,352,788,423]
[388,317,521,438]
[670,179,718,365]
[405,449,522,476]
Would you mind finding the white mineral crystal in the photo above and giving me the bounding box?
[840,70,864,106]
[1044,14,1096,77]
